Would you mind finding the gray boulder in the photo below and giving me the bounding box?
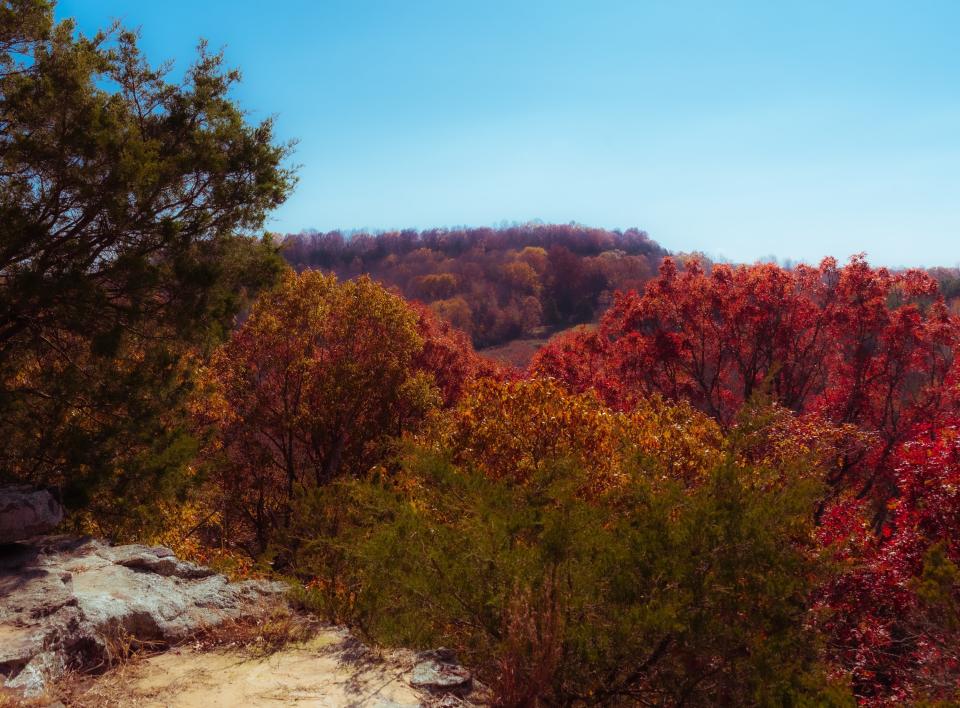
[0,534,287,698]
[0,485,63,543]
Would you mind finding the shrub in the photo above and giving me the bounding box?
[288,435,845,705]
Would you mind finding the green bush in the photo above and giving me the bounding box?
[286,445,850,706]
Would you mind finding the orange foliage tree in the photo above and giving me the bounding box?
[198,270,484,553]
[418,377,725,495]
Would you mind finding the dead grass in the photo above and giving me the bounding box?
[0,691,34,707]
[189,603,324,657]
[97,626,168,671]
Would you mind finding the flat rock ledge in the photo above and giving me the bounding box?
[0,534,287,698]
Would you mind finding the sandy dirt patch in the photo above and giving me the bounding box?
[73,629,426,707]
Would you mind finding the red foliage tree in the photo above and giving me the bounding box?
[409,301,505,406]
[533,255,959,493]
[817,422,960,701]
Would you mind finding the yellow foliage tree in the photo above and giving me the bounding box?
[419,378,727,496]
[198,270,439,554]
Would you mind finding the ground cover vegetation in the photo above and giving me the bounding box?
[6,2,960,705]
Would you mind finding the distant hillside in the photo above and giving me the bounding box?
[280,224,667,349]
[927,267,960,314]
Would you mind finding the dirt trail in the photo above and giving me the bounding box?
[75,629,428,707]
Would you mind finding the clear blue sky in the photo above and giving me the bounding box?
[57,1,959,267]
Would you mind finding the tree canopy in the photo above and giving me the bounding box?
[0,0,293,531]
[198,270,487,555]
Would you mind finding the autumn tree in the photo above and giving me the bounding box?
[417,377,727,497]
[533,256,959,496]
[409,301,502,406]
[816,421,960,702]
[422,377,630,493]
[0,0,292,531]
[289,384,842,705]
[200,271,483,555]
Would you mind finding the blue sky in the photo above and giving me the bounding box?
[57,1,959,266]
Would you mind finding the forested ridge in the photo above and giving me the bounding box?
[6,2,960,705]
[281,227,960,362]
[281,225,666,349]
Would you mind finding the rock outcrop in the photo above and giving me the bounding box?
[0,534,287,698]
[0,488,486,705]
[410,648,474,697]
[0,485,63,543]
